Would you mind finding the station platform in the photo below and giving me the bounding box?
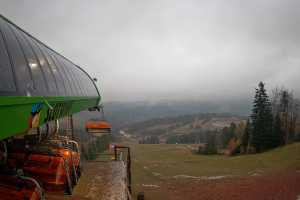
[46,160,128,200]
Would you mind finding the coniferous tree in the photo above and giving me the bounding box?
[250,82,273,152]
[204,132,217,154]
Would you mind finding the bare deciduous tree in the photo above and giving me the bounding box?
[271,87,299,144]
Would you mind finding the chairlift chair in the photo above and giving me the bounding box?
[85,105,112,137]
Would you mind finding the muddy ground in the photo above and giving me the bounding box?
[135,169,300,200]
[131,143,300,200]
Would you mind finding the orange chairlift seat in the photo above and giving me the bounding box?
[85,119,112,136]
[0,141,44,200]
[85,106,112,137]
[23,140,79,195]
[0,173,44,200]
[5,135,41,170]
[47,137,82,178]
[6,139,29,170]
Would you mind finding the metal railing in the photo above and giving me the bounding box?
[113,145,132,199]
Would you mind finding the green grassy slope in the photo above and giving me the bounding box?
[131,143,300,186]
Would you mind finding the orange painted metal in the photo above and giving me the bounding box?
[22,140,80,192]
[85,120,112,130]
[0,174,43,200]
[85,120,112,135]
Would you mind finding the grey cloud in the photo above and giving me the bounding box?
[0,0,299,101]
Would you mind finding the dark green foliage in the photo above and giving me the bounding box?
[295,132,300,142]
[166,134,192,144]
[205,133,217,154]
[231,142,241,155]
[198,132,217,155]
[126,113,243,137]
[166,129,206,144]
[250,82,276,152]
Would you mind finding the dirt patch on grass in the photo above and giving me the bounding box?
[173,174,232,180]
[136,169,300,200]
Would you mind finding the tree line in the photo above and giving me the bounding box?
[196,82,300,155]
[241,82,300,153]
[137,82,300,155]
[139,136,160,144]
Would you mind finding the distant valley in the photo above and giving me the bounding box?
[103,100,251,130]
[121,113,246,143]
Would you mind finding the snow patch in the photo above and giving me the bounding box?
[248,169,264,176]
[173,174,229,180]
[152,172,161,176]
[142,184,160,188]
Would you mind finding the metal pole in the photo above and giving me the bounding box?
[100,105,106,121]
[127,147,132,194]
[114,146,117,161]
[114,146,132,196]
[55,119,59,136]
[70,115,74,140]
[46,123,49,139]
[37,127,41,141]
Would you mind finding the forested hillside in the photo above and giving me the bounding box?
[103,100,251,130]
[122,113,245,144]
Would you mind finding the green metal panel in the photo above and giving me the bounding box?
[0,15,102,140]
[0,96,100,140]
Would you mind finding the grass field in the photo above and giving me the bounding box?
[131,143,300,200]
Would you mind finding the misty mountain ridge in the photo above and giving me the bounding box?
[121,113,246,143]
[102,99,251,130]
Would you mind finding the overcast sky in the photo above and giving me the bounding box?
[1,0,299,102]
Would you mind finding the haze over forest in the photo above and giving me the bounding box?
[1,0,299,102]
